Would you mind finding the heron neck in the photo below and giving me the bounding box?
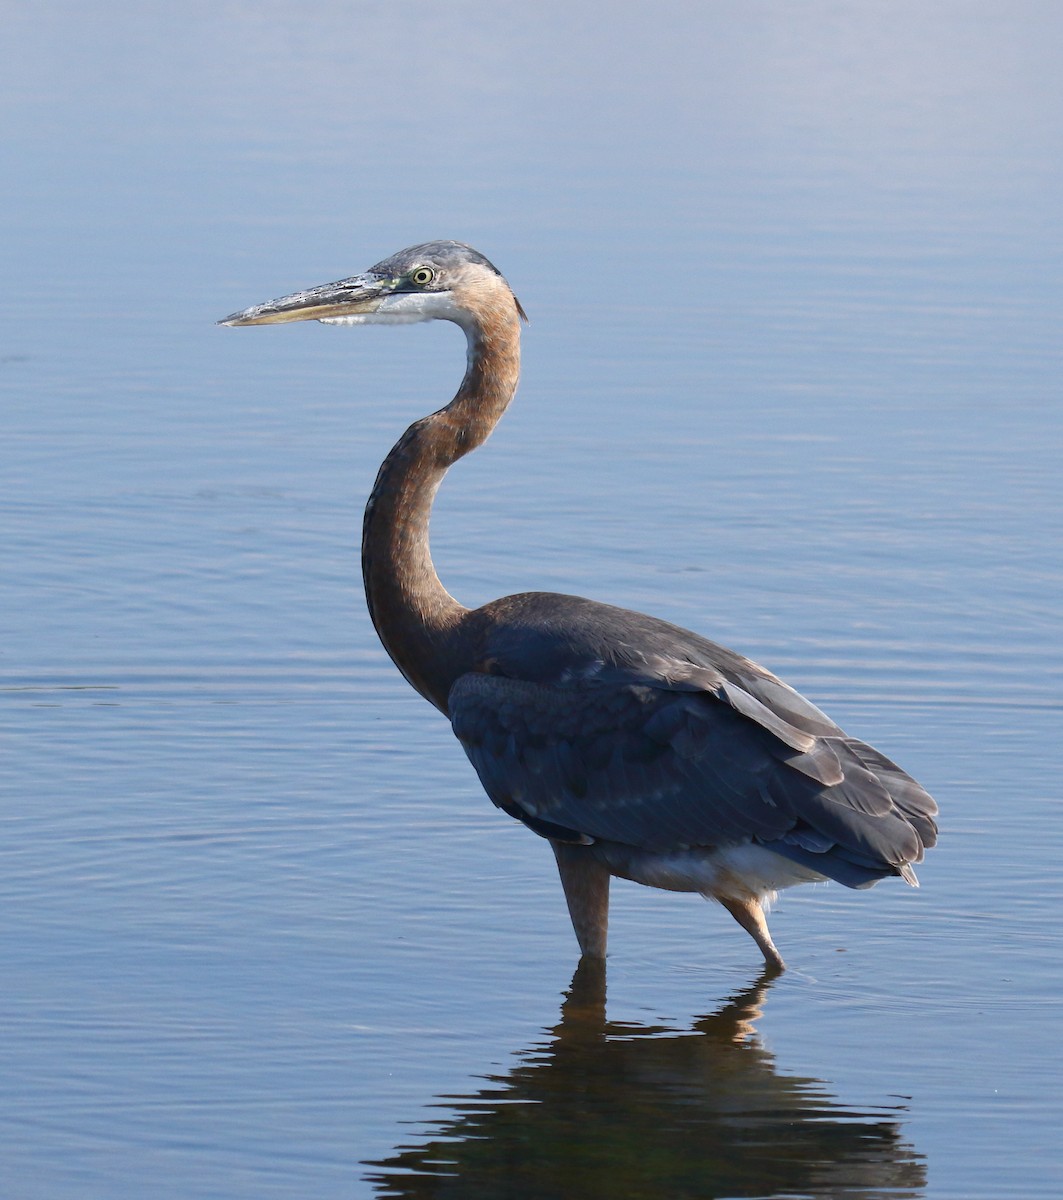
[361,315,521,712]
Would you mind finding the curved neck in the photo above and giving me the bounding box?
[361,310,521,711]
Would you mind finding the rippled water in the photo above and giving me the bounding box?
[3,3,1062,1197]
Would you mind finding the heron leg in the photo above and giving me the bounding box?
[551,842,610,959]
[716,894,786,972]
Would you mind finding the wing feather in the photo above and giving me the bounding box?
[449,663,936,886]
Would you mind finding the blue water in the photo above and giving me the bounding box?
[3,3,1062,1197]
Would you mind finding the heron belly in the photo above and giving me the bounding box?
[592,840,826,902]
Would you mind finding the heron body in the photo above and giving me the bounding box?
[221,241,937,971]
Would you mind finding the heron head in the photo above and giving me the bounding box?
[218,240,526,331]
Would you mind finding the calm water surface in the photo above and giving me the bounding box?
[3,3,1062,1197]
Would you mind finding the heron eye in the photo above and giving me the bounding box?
[410,267,435,287]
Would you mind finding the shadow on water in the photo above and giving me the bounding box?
[364,960,925,1199]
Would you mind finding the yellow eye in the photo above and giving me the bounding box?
[410,267,435,286]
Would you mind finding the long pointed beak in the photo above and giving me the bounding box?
[218,272,390,326]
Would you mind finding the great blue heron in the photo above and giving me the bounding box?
[220,240,937,971]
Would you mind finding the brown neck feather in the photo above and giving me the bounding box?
[361,287,522,712]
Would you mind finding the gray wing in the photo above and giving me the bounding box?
[449,656,937,889]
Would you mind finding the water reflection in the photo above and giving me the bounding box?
[365,962,925,1199]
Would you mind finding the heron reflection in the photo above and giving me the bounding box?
[364,962,925,1198]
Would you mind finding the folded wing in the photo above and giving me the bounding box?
[449,648,937,889]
